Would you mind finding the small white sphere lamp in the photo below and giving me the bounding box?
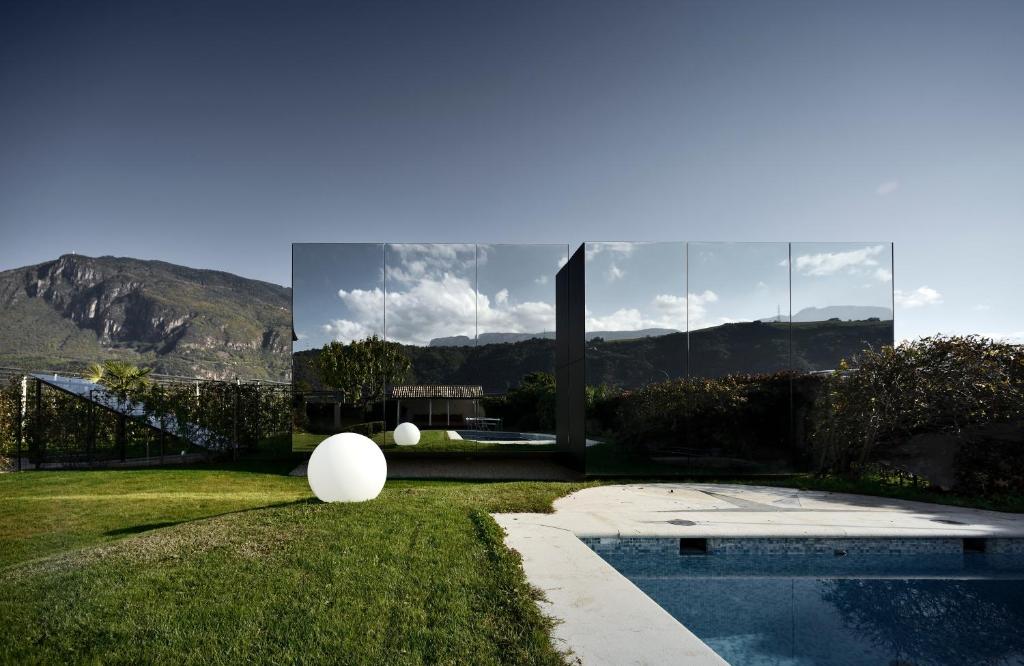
[307,433,387,502]
[393,422,421,446]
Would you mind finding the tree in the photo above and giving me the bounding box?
[316,336,411,412]
[85,361,152,401]
[85,360,153,461]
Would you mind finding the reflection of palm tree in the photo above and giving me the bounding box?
[820,578,1024,664]
[85,361,152,460]
[85,361,152,402]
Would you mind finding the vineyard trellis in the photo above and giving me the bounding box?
[0,368,290,471]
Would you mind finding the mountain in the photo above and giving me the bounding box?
[0,254,291,380]
[758,306,893,323]
[428,328,678,346]
[296,319,893,393]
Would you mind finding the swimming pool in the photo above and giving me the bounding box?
[586,537,1024,665]
[454,430,555,444]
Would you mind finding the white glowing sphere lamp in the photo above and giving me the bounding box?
[307,433,387,502]
[394,422,421,446]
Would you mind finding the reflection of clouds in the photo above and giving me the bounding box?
[324,276,557,346]
[319,245,556,345]
[322,313,379,342]
[607,263,626,282]
[585,291,717,331]
[794,245,885,277]
[385,244,476,286]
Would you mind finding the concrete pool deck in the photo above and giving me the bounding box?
[493,483,1024,665]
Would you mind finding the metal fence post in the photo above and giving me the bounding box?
[33,378,42,467]
[16,375,26,471]
[233,377,239,461]
[254,382,261,449]
[87,399,96,465]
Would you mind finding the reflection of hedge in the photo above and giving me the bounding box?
[592,373,825,462]
[0,375,291,467]
[0,378,23,469]
[810,336,1024,481]
[481,372,556,433]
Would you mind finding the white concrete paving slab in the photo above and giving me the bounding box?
[494,483,1024,665]
[496,518,727,666]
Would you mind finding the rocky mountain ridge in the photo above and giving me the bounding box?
[0,254,291,380]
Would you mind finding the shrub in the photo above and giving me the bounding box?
[0,378,21,459]
[955,432,1024,496]
[481,372,556,433]
[810,336,1024,476]
[608,372,824,462]
[0,372,291,466]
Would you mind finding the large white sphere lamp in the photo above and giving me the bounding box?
[393,422,421,446]
[307,433,387,502]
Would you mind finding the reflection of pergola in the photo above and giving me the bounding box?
[389,385,484,427]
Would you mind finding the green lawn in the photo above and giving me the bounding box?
[0,462,588,665]
[292,430,557,455]
[4,442,1020,664]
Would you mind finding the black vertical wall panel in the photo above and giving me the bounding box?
[556,244,586,471]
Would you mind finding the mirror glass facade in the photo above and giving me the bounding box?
[292,241,894,474]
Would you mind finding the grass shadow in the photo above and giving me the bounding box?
[105,521,184,536]
[102,498,318,539]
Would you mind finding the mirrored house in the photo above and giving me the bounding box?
[292,242,568,457]
[292,241,894,475]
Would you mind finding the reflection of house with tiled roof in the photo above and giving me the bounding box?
[389,385,485,427]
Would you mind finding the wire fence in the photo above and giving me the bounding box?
[0,369,291,471]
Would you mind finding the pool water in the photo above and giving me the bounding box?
[455,430,554,443]
[590,541,1024,665]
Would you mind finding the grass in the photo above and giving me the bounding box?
[4,435,1021,664]
[292,431,557,455]
[0,462,589,665]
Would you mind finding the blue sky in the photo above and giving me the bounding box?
[2,0,1022,343]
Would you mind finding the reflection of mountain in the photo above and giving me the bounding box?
[429,328,678,346]
[758,305,893,323]
[587,320,893,387]
[295,320,893,392]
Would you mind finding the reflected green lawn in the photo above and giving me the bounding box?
[292,430,557,454]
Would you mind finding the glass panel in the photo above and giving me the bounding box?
[688,242,791,377]
[583,242,687,387]
[583,242,686,475]
[686,242,795,473]
[383,243,478,447]
[475,244,567,447]
[291,243,385,451]
[790,242,894,372]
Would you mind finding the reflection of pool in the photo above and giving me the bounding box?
[453,430,555,445]
[587,537,1024,666]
